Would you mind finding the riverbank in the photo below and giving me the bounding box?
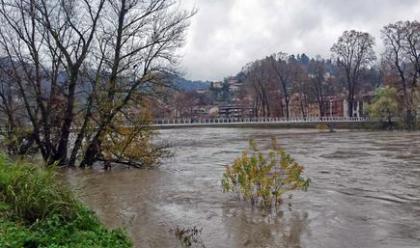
[0,154,132,248]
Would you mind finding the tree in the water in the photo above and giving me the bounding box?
[222,139,310,208]
[0,0,194,167]
[368,86,399,129]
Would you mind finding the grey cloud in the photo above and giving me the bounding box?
[178,0,420,81]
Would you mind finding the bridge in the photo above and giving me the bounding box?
[152,116,372,129]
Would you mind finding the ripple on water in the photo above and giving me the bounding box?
[64,129,420,248]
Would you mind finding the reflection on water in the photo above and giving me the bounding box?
[64,129,420,248]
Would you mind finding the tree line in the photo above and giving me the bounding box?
[241,22,419,129]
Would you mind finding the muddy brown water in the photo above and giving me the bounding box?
[64,129,420,248]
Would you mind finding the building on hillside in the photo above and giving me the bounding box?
[208,106,219,117]
[288,95,369,118]
[195,89,207,94]
[191,106,208,119]
[210,81,223,89]
[226,77,242,92]
[325,97,347,117]
[332,96,374,118]
[187,105,221,119]
[228,84,241,92]
[218,105,255,118]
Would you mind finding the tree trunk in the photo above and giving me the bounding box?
[285,98,290,120]
[347,98,354,117]
[80,139,102,168]
[319,102,324,117]
[54,73,78,165]
[406,109,416,130]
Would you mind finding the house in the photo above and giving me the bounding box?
[288,94,367,118]
[218,105,255,118]
[211,81,223,89]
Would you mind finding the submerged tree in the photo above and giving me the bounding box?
[222,139,310,209]
[0,0,194,167]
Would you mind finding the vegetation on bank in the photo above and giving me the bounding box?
[368,86,399,129]
[0,154,132,248]
[367,86,420,130]
[222,139,310,208]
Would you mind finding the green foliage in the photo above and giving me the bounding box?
[368,86,399,123]
[316,123,329,131]
[0,155,78,223]
[98,105,169,168]
[222,139,310,208]
[1,130,21,154]
[0,154,132,248]
[0,209,131,248]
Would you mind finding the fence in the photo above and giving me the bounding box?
[153,116,370,127]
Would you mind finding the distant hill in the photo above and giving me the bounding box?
[169,74,210,92]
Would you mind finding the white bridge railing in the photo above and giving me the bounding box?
[153,116,370,126]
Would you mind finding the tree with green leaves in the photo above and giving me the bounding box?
[368,86,399,129]
[382,21,420,129]
[222,139,310,209]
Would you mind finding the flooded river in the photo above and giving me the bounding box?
[64,128,420,248]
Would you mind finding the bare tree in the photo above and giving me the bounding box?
[0,0,194,167]
[331,30,376,117]
[382,21,420,129]
[0,59,30,154]
[243,59,273,117]
[288,56,310,118]
[173,92,195,118]
[243,54,339,119]
[78,0,194,167]
[269,53,293,119]
[0,0,108,163]
[307,59,334,117]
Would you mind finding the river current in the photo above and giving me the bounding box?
[64,128,420,248]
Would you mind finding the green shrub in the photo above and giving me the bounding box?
[0,154,78,223]
[0,212,131,248]
[368,86,399,129]
[222,139,310,208]
[0,153,132,248]
[316,123,329,131]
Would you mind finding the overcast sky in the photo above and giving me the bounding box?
[177,0,420,81]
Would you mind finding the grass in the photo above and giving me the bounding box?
[0,154,132,248]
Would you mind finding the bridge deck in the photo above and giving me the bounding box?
[152,117,371,128]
